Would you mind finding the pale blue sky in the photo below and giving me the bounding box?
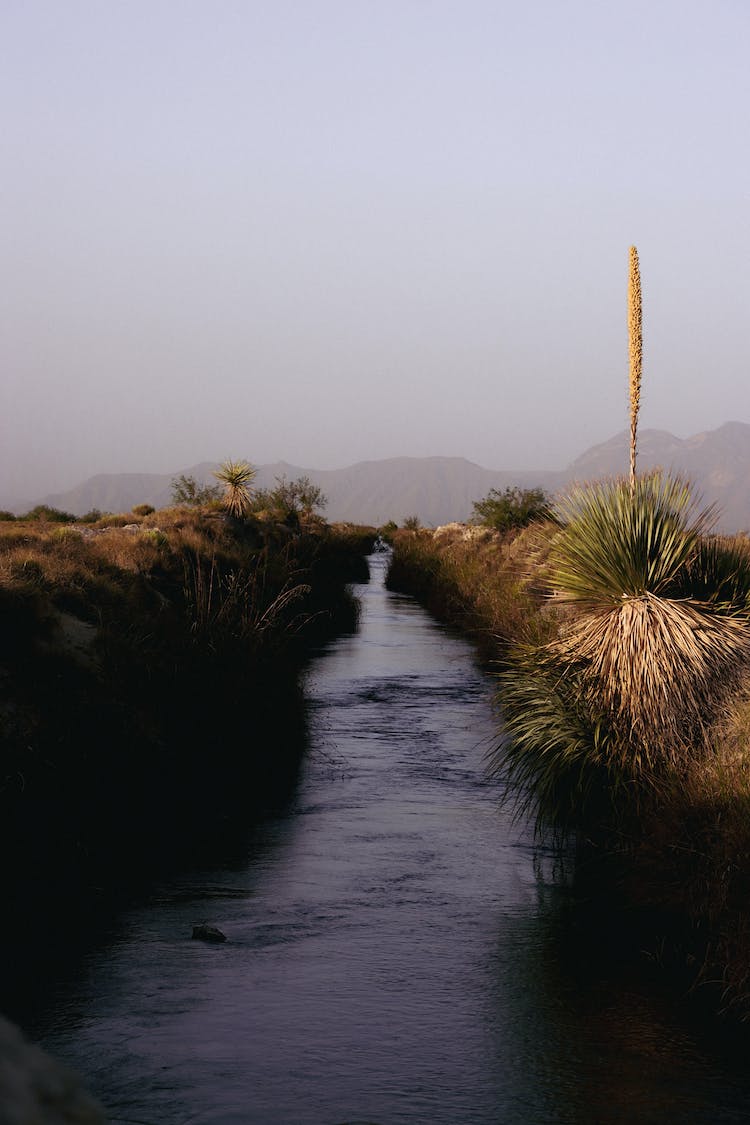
[2,0,749,500]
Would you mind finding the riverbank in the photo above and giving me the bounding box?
[0,509,374,995]
[386,523,750,1022]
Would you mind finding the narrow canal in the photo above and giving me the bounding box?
[27,553,750,1123]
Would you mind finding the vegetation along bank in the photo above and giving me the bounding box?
[0,473,375,922]
[387,478,750,1022]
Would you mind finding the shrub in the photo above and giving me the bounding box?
[22,505,75,524]
[79,509,103,524]
[0,511,16,522]
[170,475,221,507]
[132,504,155,517]
[269,475,327,518]
[403,515,421,530]
[52,526,82,542]
[471,486,551,531]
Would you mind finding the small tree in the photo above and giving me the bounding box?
[471,487,551,532]
[170,475,221,507]
[213,460,256,519]
[403,515,421,530]
[269,475,327,518]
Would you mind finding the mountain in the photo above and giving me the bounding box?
[566,422,750,532]
[25,421,750,532]
[34,456,562,527]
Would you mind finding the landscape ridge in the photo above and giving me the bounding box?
[16,420,750,532]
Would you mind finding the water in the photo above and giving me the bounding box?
[24,554,750,1123]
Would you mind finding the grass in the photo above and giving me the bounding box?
[386,521,559,654]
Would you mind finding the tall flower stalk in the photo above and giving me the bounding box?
[628,245,643,491]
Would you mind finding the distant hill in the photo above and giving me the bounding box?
[35,457,564,527]
[566,422,750,532]
[26,421,750,532]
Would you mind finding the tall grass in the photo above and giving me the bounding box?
[386,523,557,653]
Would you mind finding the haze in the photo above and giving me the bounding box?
[3,0,750,503]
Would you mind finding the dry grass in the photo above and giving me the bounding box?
[386,522,559,652]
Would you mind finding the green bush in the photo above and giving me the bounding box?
[22,505,76,524]
[79,509,103,524]
[378,520,398,543]
[472,487,551,531]
[132,504,155,517]
[271,476,327,518]
[170,474,221,507]
[0,511,17,522]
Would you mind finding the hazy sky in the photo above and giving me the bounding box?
[3,0,750,500]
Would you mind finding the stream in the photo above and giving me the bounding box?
[23,552,750,1123]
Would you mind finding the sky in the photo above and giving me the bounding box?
[2,0,750,501]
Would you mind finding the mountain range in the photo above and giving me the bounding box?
[10,421,750,533]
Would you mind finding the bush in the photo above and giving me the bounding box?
[403,515,421,530]
[170,475,221,507]
[132,504,155,517]
[270,476,327,518]
[471,487,551,531]
[51,527,83,542]
[0,511,16,522]
[22,505,76,524]
[79,509,103,524]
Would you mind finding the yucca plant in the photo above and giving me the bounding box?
[491,473,750,837]
[490,245,750,839]
[550,473,712,607]
[492,649,617,838]
[668,535,750,615]
[213,459,256,520]
[548,474,750,767]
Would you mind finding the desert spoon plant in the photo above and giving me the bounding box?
[490,247,750,838]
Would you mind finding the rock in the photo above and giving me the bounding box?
[0,1014,106,1124]
[191,924,227,943]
